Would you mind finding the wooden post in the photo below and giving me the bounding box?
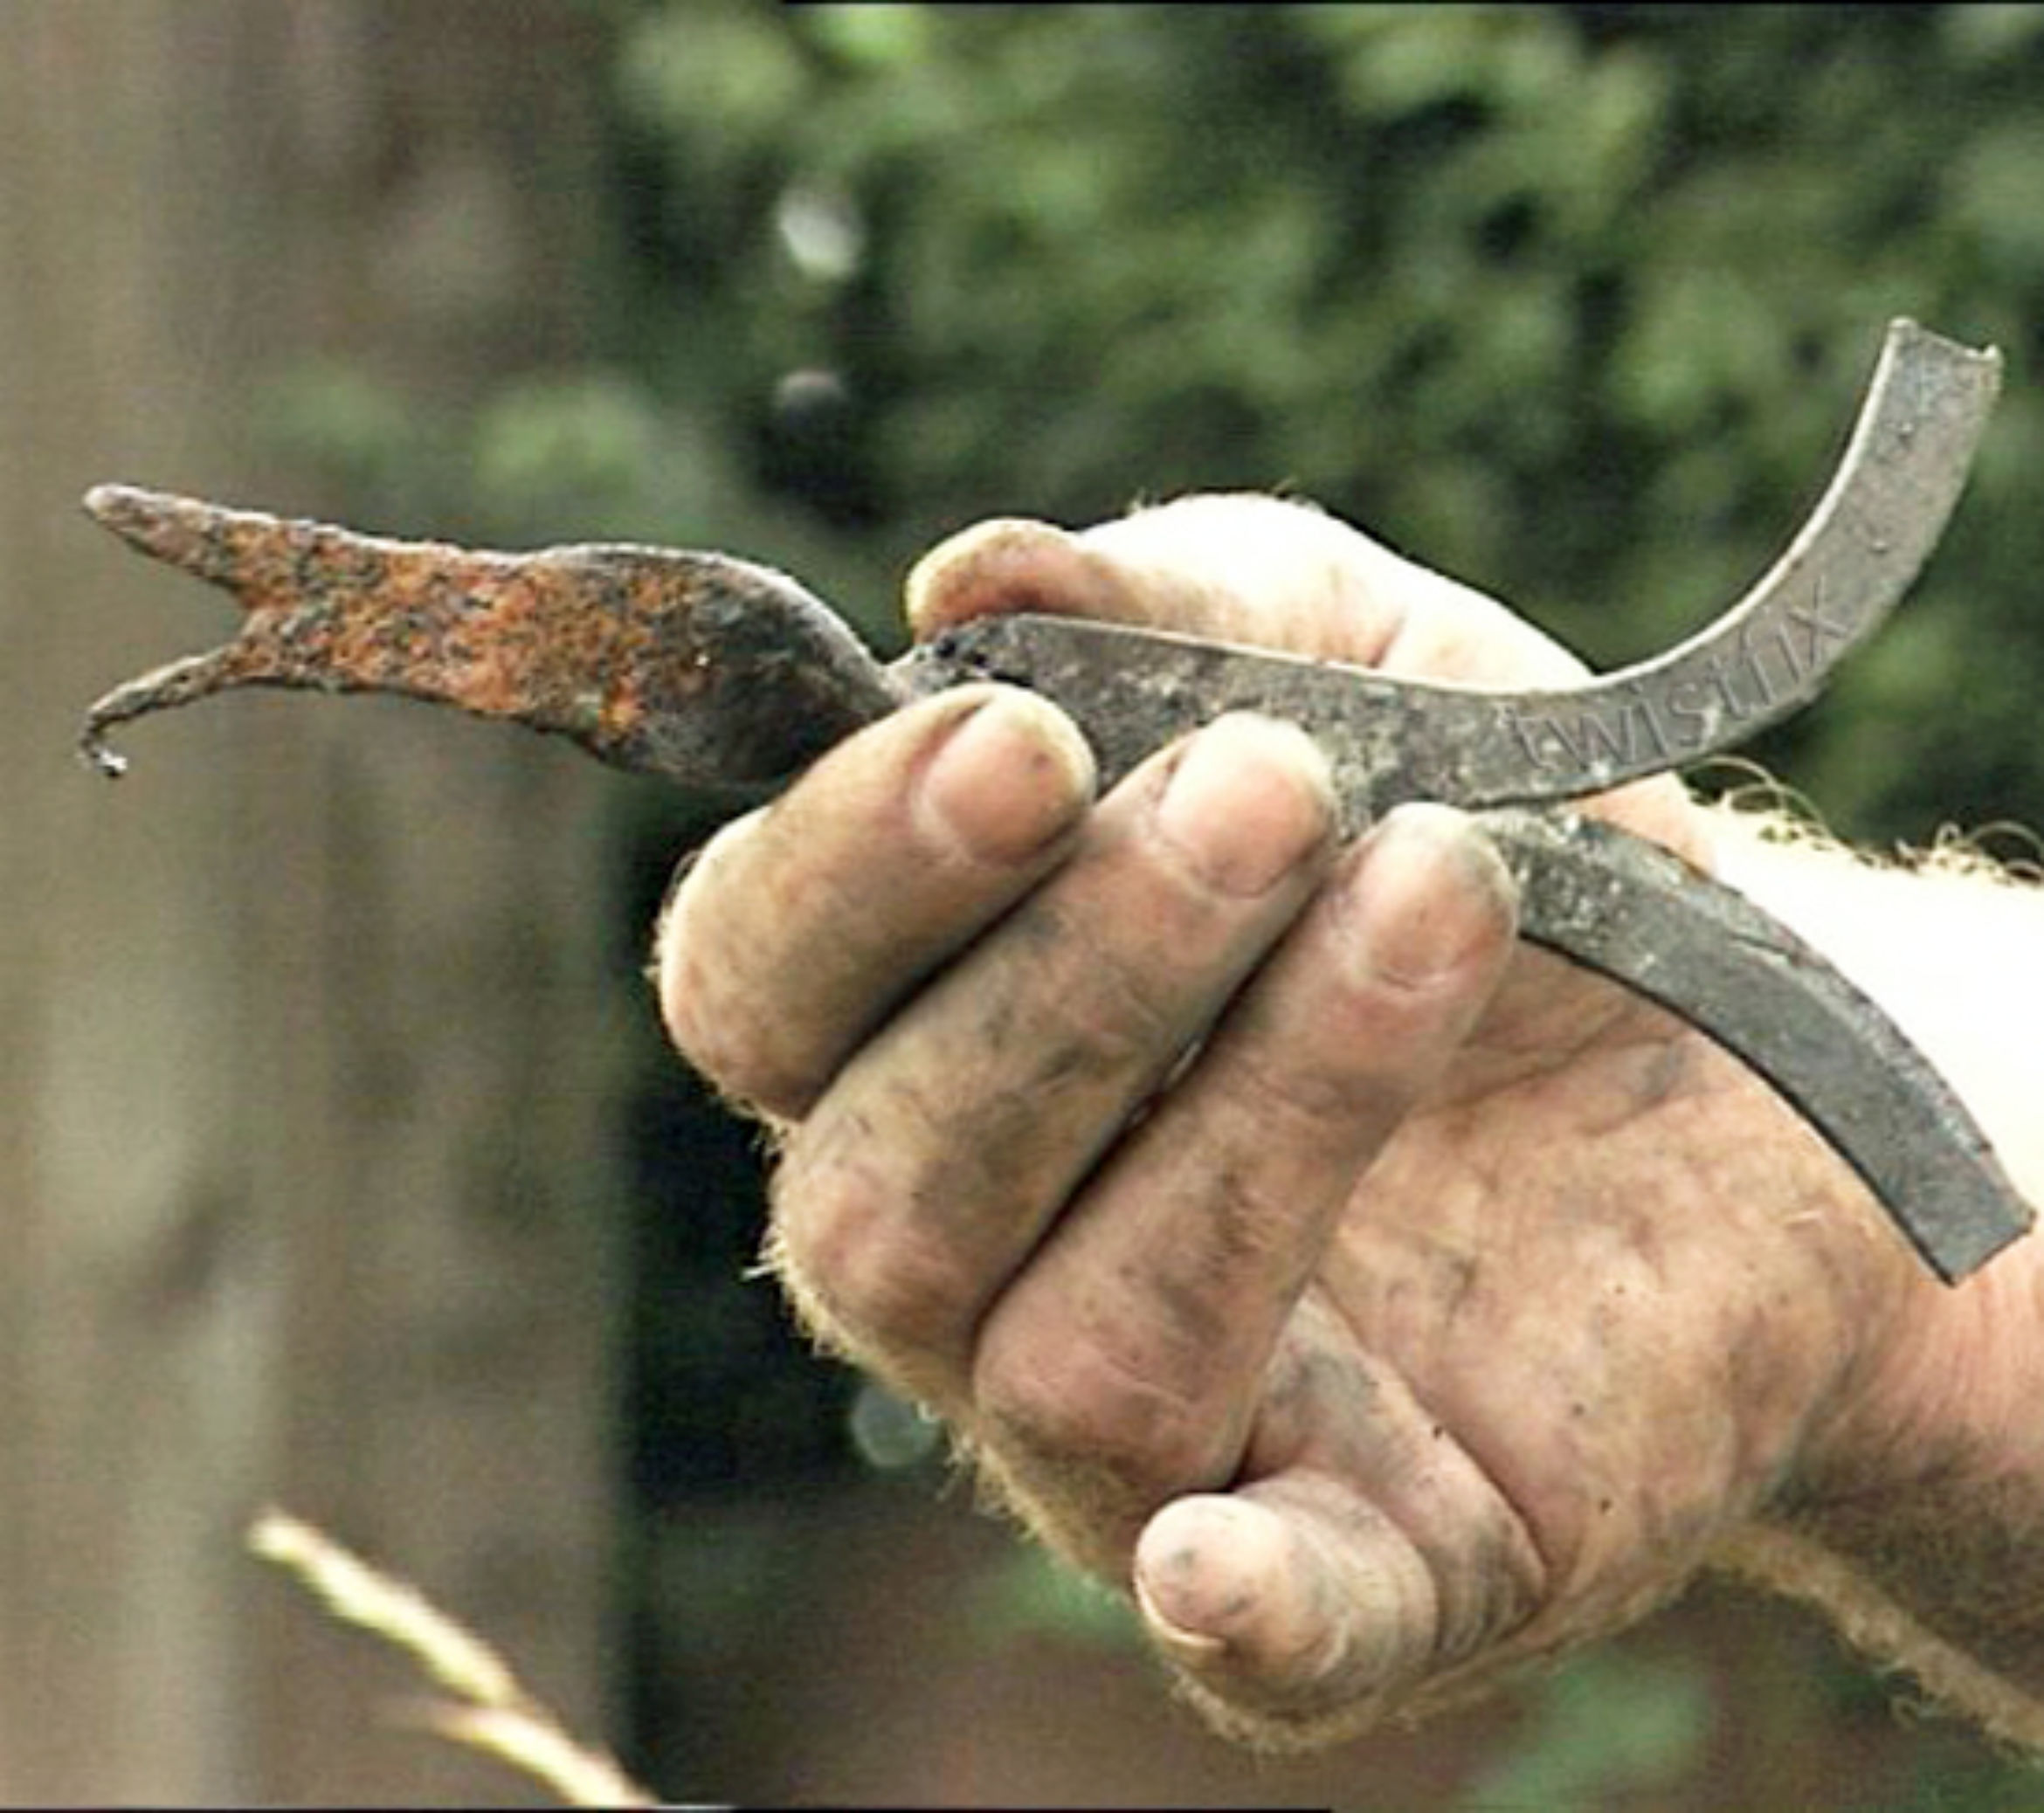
[0,3,620,1800]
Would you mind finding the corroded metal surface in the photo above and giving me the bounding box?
[79,486,895,792]
[77,321,2028,1281]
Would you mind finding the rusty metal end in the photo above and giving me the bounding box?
[79,486,901,788]
[84,484,281,593]
[79,728,128,778]
[80,648,256,778]
[79,486,282,775]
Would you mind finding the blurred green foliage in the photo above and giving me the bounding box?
[1457,1647,1713,1810]
[274,3,2044,839]
[269,5,2044,1802]
[586,0,2044,843]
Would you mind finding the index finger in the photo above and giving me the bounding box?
[658,684,1095,1120]
[967,805,1520,1549]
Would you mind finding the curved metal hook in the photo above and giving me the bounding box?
[1489,808,2027,1284]
[910,320,2002,831]
[74,321,2026,1279]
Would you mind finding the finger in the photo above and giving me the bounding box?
[905,498,1702,864]
[769,714,1336,1405]
[970,805,1518,1512]
[1129,1304,1544,1748]
[905,494,1586,684]
[658,683,1095,1119]
[1133,1484,1437,1748]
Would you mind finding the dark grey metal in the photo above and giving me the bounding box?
[1480,810,2020,1284]
[879,322,2030,1281]
[77,321,2031,1281]
[897,321,2004,832]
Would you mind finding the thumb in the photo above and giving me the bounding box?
[903,496,1414,660]
[1131,1479,1445,1749]
[904,494,1586,685]
[904,516,1164,638]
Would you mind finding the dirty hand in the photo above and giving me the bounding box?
[655,495,1915,1748]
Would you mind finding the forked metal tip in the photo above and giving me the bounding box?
[81,483,282,591]
[83,481,192,553]
[78,734,128,779]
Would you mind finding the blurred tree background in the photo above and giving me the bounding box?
[362,0,2044,842]
[114,2,2044,1806]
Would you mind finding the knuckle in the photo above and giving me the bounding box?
[972,1316,1230,1499]
[654,824,788,1096]
[659,955,814,1118]
[1433,1507,1545,1665]
[770,1142,977,1364]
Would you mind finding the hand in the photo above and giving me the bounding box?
[655,495,1915,1748]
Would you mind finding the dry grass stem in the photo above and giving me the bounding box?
[249,1507,657,1808]
[415,1704,659,1809]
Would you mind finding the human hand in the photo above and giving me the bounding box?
[655,495,1916,1748]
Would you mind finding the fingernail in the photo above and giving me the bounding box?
[1135,1495,1284,1660]
[1132,1571,1229,1659]
[1344,804,1517,989]
[915,688,1095,865]
[904,518,1101,637]
[1154,716,1333,897]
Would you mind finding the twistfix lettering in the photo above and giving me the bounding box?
[1505,687,1681,776]
[1502,579,1848,777]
